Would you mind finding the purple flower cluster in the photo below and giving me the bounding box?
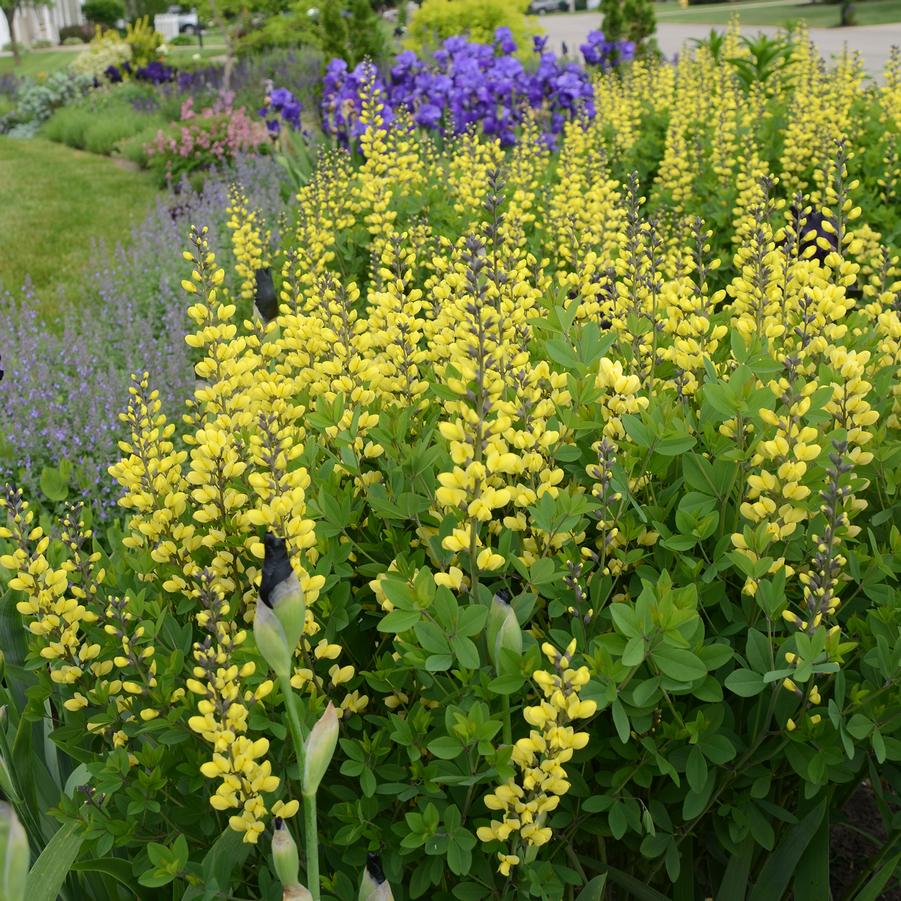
[104,61,132,83]
[136,60,176,85]
[580,29,636,69]
[104,60,175,85]
[321,27,633,148]
[258,85,302,137]
[0,156,287,517]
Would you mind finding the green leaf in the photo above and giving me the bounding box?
[450,635,479,669]
[622,637,647,667]
[611,699,630,744]
[39,466,68,503]
[651,645,706,682]
[849,851,901,901]
[575,874,608,901]
[487,674,525,695]
[792,808,829,901]
[725,669,766,697]
[24,821,84,901]
[602,864,671,901]
[748,801,826,901]
[715,836,754,901]
[71,858,141,895]
[378,609,421,632]
[686,746,708,794]
[427,736,463,759]
[200,827,251,891]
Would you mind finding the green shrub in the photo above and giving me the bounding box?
[82,0,125,27]
[41,104,95,148]
[85,108,164,155]
[62,35,86,45]
[407,0,538,54]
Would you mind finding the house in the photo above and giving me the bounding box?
[1,0,85,49]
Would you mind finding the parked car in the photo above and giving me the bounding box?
[166,5,202,33]
[528,0,569,13]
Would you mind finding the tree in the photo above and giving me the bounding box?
[1,0,46,64]
[195,0,254,88]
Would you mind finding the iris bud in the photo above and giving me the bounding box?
[486,591,512,651]
[302,702,339,798]
[487,593,521,675]
[358,852,394,901]
[492,604,522,675]
[253,601,292,681]
[0,803,28,901]
[255,267,279,322]
[271,818,300,889]
[261,534,306,655]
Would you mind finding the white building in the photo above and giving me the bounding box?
[1,0,85,49]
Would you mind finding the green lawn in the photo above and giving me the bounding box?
[651,0,901,26]
[0,138,157,312]
[0,44,224,77]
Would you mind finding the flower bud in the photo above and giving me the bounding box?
[271,818,300,889]
[358,852,394,901]
[283,885,313,901]
[255,267,279,322]
[254,601,293,681]
[0,803,28,901]
[302,702,339,798]
[261,534,306,654]
[489,601,522,676]
[486,591,512,652]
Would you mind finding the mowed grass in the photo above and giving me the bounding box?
[0,43,224,77]
[0,137,157,313]
[651,0,901,26]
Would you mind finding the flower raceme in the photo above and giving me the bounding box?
[478,640,597,876]
[0,26,898,899]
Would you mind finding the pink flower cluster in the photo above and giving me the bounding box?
[146,92,270,181]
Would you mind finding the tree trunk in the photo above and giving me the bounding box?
[840,0,853,24]
[2,6,21,64]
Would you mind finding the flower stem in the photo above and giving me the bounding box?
[502,694,513,746]
[302,792,320,901]
[280,677,320,900]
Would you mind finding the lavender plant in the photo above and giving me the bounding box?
[0,155,287,518]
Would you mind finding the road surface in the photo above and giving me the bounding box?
[541,13,901,77]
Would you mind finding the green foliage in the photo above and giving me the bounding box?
[319,0,350,62]
[124,15,163,67]
[82,0,124,27]
[406,0,537,55]
[42,88,166,156]
[315,0,385,66]
[600,0,624,42]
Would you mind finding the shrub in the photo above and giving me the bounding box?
[82,0,125,27]
[41,103,95,148]
[62,35,86,45]
[3,70,93,137]
[124,14,164,67]
[59,23,92,43]
[145,93,271,183]
[31,38,53,48]
[42,86,167,154]
[70,27,132,80]
[2,26,900,901]
[407,0,538,55]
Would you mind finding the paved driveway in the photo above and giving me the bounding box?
[541,13,901,77]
